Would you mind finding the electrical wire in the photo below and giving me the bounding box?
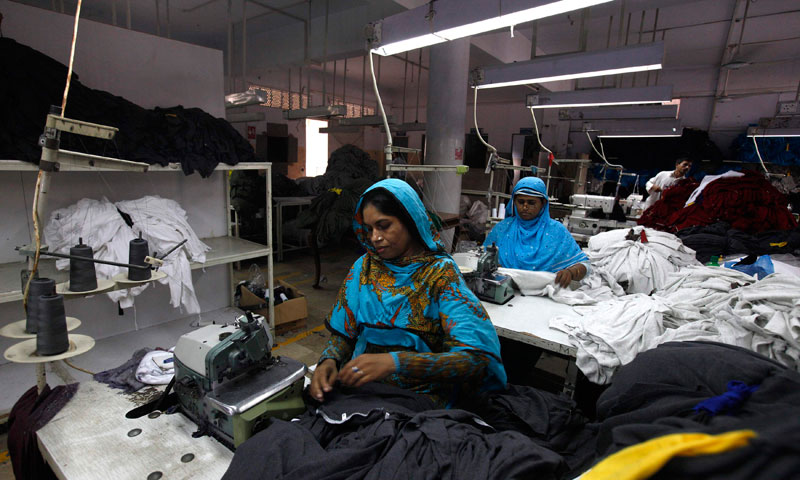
[63,358,96,376]
[368,51,392,152]
[61,0,83,117]
[472,87,497,155]
[585,130,623,170]
[751,136,770,174]
[529,107,553,157]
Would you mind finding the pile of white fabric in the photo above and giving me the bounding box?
[587,227,700,294]
[551,264,800,384]
[498,267,625,306]
[44,196,209,313]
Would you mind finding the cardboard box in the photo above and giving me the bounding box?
[238,279,308,327]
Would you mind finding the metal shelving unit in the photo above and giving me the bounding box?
[0,160,275,331]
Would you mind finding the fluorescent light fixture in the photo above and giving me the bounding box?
[225,89,267,109]
[747,126,800,137]
[226,112,266,123]
[559,104,679,121]
[527,86,672,109]
[368,0,614,57]
[473,42,664,89]
[319,125,363,134]
[584,119,683,138]
[338,115,394,126]
[283,105,347,120]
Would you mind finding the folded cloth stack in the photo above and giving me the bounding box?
[587,227,700,295]
[44,195,209,313]
[551,265,800,384]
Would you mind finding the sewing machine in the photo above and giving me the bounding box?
[173,312,306,449]
[460,244,515,305]
[564,194,637,239]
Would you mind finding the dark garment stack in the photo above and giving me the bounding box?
[92,348,151,393]
[639,171,797,234]
[0,37,253,177]
[676,221,800,263]
[8,383,79,480]
[588,341,800,479]
[223,382,591,480]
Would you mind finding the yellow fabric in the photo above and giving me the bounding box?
[770,241,788,248]
[330,188,343,195]
[582,430,756,480]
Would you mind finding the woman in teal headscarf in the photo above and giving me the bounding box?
[309,179,506,408]
[485,177,589,287]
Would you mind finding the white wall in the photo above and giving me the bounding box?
[0,2,232,370]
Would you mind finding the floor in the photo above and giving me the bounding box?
[0,242,363,479]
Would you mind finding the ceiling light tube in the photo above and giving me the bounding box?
[368,0,614,57]
[527,85,673,109]
[558,104,679,121]
[584,119,683,138]
[474,42,664,89]
[747,126,800,137]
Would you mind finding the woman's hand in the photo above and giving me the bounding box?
[554,264,587,288]
[310,358,339,402]
[338,353,396,388]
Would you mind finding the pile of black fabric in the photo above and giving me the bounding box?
[223,382,592,480]
[676,221,800,263]
[297,145,379,196]
[587,341,800,479]
[0,37,253,176]
[223,341,800,480]
[295,145,380,246]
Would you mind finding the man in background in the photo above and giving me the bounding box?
[643,158,693,210]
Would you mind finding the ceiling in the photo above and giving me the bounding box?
[8,0,800,108]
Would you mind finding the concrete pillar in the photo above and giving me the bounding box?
[423,37,470,250]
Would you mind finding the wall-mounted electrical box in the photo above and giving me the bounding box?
[777,101,799,115]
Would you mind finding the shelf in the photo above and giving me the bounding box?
[0,236,269,304]
[0,160,272,172]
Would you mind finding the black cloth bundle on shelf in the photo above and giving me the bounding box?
[0,37,254,177]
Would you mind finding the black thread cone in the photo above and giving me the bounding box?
[25,277,56,334]
[36,294,70,356]
[69,242,98,292]
[128,237,152,281]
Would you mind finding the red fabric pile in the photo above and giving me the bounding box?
[639,171,797,233]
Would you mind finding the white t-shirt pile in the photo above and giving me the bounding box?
[551,263,800,384]
[44,195,209,313]
[587,227,700,294]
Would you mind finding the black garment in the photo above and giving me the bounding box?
[588,341,800,479]
[677,221,800,263]
[0,38,253,176]
[223,382,571,480]
[8,383,79,480]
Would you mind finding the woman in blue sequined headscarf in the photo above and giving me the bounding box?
[485,177,589,287]
[309,179,506,408]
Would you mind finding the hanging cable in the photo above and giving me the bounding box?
[368,51,392,153]
[60,0,82,117]
[472,87,497,155]
[585,130,623,170]
[529,107,553,157]
[751,136,770,174]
